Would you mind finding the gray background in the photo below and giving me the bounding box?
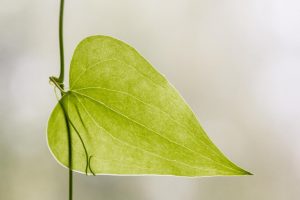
[1,0,299,199]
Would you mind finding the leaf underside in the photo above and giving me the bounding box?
[48,35,251,177]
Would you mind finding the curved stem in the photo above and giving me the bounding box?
[58,0,65,84]
[57,0,72,199]
[59,99,73,200]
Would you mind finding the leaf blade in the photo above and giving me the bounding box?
[48,35,251,176]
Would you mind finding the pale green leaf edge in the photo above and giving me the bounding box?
[47,35,252,177]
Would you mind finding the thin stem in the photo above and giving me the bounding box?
[58,0,72,199]
[59,100,73,200]
[58,0,65,84]
[68,148,73,200]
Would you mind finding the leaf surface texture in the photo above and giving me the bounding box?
[48,36,250,176]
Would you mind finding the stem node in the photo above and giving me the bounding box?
[49,76,66,95]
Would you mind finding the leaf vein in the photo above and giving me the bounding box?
[72,86,224,158]
[72,92,217,172]
[71,91,237,172]
[70,58,165,90]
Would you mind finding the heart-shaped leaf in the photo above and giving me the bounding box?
[47,36,251,176]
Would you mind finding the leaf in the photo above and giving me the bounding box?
[47,36,251,176]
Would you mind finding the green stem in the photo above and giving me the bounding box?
[58,0,72,199]
[58,100,73,200]
[68,137,73,200]
[58,0,65,84]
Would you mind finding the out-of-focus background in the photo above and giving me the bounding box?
[1,0,300,199]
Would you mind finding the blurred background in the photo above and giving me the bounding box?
[1,0,300,199]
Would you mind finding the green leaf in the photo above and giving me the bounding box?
[48,36,251,177]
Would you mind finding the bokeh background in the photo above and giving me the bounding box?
[1,0,300,199]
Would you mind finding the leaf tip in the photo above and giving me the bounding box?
[235,167,253,176]
[244,170,253,175]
